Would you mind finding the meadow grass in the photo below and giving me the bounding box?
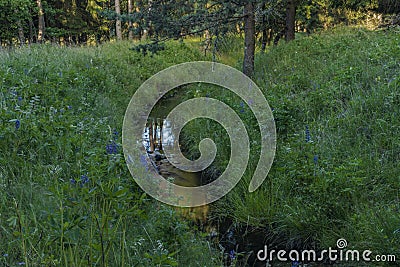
[0,41,222,266]
[1,26,399,266]
[181,26,400,263]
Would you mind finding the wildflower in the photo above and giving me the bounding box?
[291,261,300,267]
[18,96,22,102]
[15,119,20,130]
[238,103,245,113]
[67,105,72,110]
[314,155,318,164]
[106,141,118,154]
[229,250,235,260]
[70,178,77,185]
[305,125,311,143]
[80,175,89,186]
[58,71,63,77]
[112,129,119,140]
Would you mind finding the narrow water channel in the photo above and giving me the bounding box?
[142,116,209,222]
[143,95,273,266]
[142,118,202,187]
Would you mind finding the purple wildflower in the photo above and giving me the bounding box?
[70,178,77,185]
[229,250,235,260]
[80,175,89,186]
[112,129,119,140]
[106,141,118,154]
[15,119,20,130]
[314,155,318,164]
[305,125,311,143]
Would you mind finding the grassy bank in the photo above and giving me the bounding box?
[182,27,400,265]
[0,42,222,266]
[1,26,399,266]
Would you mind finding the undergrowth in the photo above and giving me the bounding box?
[181,26,400,265]
[0,41,221,266]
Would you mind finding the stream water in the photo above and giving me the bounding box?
[142,117,209,222]
[143,118,202,187]
[141,96,293,266]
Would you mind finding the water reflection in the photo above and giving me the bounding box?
[142,118,174,152]
[142,118,209,222]
[142,118,200,186]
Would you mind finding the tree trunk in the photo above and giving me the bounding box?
[128,0,134,40]
[17,21,25,46]
[29,7,34,44]
[285,0,296,41]
[243,1,255,77]
[115,0,122,40]
[142,0,152,40]
[149,121,154,152]
[36,0,45,43]
[260,1,267,53]
[261,28,268,52]
[159,119,163,151]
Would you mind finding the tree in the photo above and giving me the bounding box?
[377,0,400,14]
[285,0,296,41]
[243,1,255,76]
[119,0,263,76]
[128,0,134,40]
[0,0,31,45]
[37,0,45,43]
[115,0,122,40]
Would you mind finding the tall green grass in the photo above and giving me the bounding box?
[182,26,400,263]
[0,42,222,266]
[2,26,399,266]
